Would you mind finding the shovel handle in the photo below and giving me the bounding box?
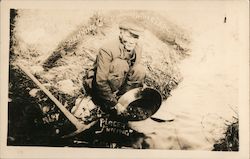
[17,64,82,129]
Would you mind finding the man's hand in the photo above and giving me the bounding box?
[114,103,127,115]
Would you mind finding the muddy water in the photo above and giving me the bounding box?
[129,8,240,150]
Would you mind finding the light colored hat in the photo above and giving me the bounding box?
[119,20,144,36]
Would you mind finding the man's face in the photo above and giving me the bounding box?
[120,29,139,51]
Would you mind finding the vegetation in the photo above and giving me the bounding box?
[8,9,190,147]
[213,118,239,151]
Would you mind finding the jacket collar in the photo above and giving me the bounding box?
[119,40,137,60]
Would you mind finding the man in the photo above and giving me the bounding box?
[87,20,146,116]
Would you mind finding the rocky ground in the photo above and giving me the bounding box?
[8,8,239,150]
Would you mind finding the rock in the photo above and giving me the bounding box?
[42,106,50,114]
[29,88,40,97]
[56,79,77,96]
[71,96,96,120]
[30,65,44,75]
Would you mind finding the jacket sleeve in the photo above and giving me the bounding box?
[95,48,118,107]
[135,43,143,65]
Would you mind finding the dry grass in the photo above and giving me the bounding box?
[213,117,239,151]
[8,10,191,146]
[11,10,190,101]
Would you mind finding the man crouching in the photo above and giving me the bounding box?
[87,20,146,116]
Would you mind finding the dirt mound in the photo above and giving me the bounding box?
[8,10,190,146]
[10,10,190,102]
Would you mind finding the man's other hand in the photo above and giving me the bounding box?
[114,103,127,115]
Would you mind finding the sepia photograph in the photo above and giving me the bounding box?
[0,1,249,159]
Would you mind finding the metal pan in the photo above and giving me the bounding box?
[118,87,162,121]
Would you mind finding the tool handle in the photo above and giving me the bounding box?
[18,64,81,129]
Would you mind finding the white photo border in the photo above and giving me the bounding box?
[0,0,249,159]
